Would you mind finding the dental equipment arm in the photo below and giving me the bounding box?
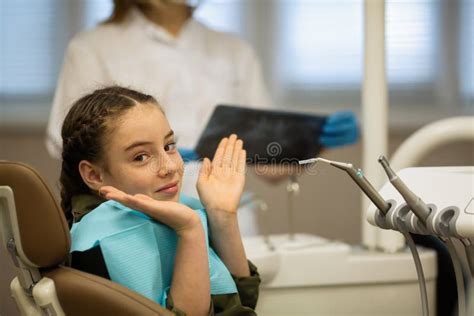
[299,158,390,215]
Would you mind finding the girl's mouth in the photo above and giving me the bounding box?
[156,182,179,194]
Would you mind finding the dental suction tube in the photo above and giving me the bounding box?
[378,156,431,225]
[299,158,391,215]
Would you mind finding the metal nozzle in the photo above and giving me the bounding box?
[299,158,318,165]
[378,155,431,224]
[299,157,353,170]
[378,156,397,181]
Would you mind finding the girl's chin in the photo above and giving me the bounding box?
[153,191,180,202]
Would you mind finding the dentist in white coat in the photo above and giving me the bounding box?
[46,0,359,235]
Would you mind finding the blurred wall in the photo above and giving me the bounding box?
[0,127,473,316]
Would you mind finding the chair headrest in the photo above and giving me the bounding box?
[0,161,70,268]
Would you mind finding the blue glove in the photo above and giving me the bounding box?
[178,147,199,163]
[319,110,359,148]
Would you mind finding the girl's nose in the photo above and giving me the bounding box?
[157,153,179,177]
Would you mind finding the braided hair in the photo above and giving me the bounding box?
[60,86,159,226]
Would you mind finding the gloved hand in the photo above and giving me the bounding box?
[319,110,359,148]
[178,147,199,163]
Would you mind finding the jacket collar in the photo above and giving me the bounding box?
[71,194,105,223]
[125,7,202,47]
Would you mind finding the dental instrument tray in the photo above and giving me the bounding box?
[195,105,327,164]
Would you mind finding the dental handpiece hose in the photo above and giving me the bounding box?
[378,156,431,225]
[376,156,432,316]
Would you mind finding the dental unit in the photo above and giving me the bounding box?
[378,156,470,316]
[300,156,474,316]
[300,157,429,316]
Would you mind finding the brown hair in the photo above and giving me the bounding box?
[60,86,159,225]
[104,0,133,24]
[103,0,194,25]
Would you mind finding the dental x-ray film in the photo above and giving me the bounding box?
[195,105,327,164]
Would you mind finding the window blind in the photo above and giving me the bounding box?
[0,0,68,96]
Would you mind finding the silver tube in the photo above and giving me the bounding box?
[333,162,391,215]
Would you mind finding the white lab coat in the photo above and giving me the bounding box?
[46,8,271,159]
[47,9,271,235]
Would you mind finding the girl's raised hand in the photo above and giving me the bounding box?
[197,134,246,217]
[99,186,201,235]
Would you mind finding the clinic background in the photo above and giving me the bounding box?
[0,2,472,314]
[0,0,474,315]
[1,0,473,242]
[1,0,473,244]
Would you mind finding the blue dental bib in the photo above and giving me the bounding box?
[70,195,237,306]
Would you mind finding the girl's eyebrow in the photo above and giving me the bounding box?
[165,130,174,139]
[125,141,153,152]
[124,130,174,152]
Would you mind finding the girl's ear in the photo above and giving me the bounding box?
[78,160,104,191]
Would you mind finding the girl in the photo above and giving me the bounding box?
[60,86,260,315]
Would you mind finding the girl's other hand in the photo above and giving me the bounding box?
[99,186,202,236]
[197,134,246,217]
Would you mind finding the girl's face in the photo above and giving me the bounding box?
[100,103,184,202]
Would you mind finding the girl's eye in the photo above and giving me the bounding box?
[133,153,150,162]
[164,142,177,152]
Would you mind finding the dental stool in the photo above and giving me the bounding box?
[0,161,172,316]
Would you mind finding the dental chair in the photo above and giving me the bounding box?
[0,161,172,316]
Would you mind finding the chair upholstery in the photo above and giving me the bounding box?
[43,267,172,316]
[0,161,172,315]
[0,161,69,268]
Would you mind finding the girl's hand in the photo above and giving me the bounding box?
[197,134,246,218]
[99,186,202,236]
